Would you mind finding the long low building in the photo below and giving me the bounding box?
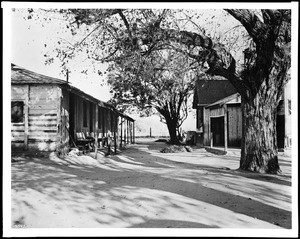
[11,63,135,154]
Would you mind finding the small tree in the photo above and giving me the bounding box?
[107,49,196,144]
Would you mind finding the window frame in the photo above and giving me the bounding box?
[11,101,24,123]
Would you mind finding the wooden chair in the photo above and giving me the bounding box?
[97,133,104,148]
[85,132,96,150]
[75,132,90,151]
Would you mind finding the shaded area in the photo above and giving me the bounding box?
[11,139,292,228]
[129,219,217,228]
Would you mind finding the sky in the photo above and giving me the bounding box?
[11,8,112,102]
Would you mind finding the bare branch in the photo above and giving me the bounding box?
[225,9,268,42]
[118,10,132,39]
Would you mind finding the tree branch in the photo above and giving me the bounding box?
[118,9,132,39]
[225,9,268,42]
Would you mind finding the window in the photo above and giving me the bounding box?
[83,101,88,127]
[11,101,24,123]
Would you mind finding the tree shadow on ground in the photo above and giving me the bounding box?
[11,144,292,229]
[129,219,217,228]
[122,142,292,186]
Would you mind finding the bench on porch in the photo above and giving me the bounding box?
[85,132,96,149]
[75,132,95,151]
[97,133,114,148]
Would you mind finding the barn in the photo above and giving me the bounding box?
[192,77,291,151]
[11,63,135,154]
[192,78,238,148]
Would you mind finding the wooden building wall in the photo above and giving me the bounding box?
[200,104,242,148]
[11,84,60,151]
[227,105,242,147]
[12,84,135,153]
[283,80,292,147]
[59,88,70,153]
[203,108,210,146]
[11,85,28,149]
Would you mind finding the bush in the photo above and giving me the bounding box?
[160,145,193,153]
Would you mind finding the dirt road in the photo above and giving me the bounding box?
[11,138,292,230]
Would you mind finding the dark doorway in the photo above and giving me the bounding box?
[69,93,75,146]
[277,115,285,149]
[211,116,225,147]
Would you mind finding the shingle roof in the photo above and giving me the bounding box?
[193,78,237,108]
[11,63,68,85]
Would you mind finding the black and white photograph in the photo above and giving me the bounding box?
[2,1,298,237]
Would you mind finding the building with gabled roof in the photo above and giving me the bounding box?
[11,63,135,154]
[192,77,291,151]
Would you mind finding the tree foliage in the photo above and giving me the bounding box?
[107,48,197,139]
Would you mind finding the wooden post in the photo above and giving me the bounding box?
[223,104,228,152]
[208,115,212,148]
[132,121,135,144]
[129,121,132,144]
[56,88,62,153]
[124,119,127,145]
[130,121,133,143]
[102,108,105,147]
[113,114,117,153]
[116,116,120,150]
[73,94,77,142]
[94,105,98,159]
[127,120,129,144]
[24,85,29,150]
[120,117,123,148]
[203,107,207,145]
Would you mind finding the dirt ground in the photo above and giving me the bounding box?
[10,138,293,232]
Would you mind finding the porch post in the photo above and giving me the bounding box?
[132,121,135,144]
[102,108,105,147]
[127,119,129,144]
[113,114,117,153]
[124,119,127,145]
[224,104,228,152]
[24,85,29,150]
[56,88,62,153]
[120,117,123,148]
[130,121,132,143]
[94,105,98,159]
[208,114,212,148]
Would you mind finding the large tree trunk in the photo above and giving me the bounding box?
[166,118,180,145]
[157,103,182,145]
[240,80,281,174]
